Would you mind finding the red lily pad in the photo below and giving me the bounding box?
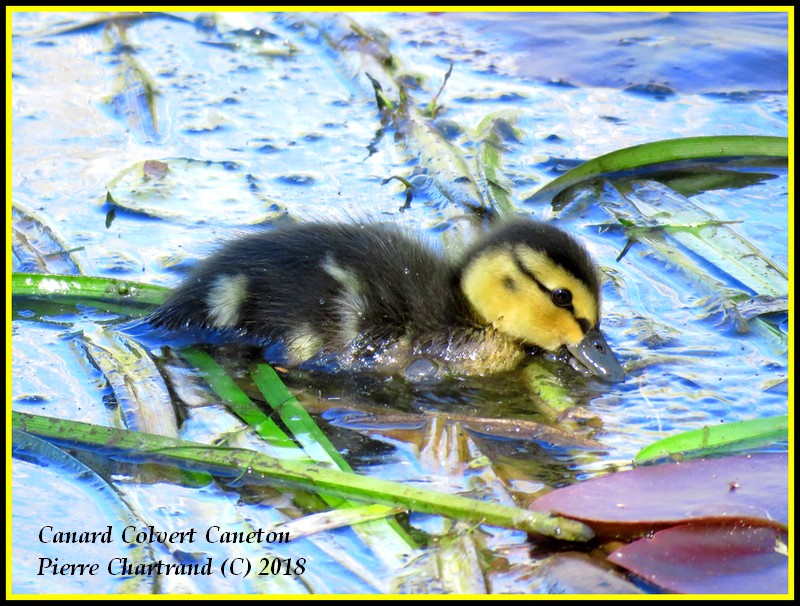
[529,453,787,539]
[609,523,788,594]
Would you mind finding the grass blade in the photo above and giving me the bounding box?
[250,364,351,469]
[182,349,417,560]
[179,348,308,456]
[12,272,170,308]
[526,135,788,204]
[635,415,789,464]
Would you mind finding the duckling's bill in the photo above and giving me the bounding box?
[566,327,624,383]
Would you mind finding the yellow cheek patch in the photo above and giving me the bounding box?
[460,247,600,351]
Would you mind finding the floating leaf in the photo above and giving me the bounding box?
[529,453,787,539]
[104,158,284,225]
[609,523,788,594]
[635,416,789,463]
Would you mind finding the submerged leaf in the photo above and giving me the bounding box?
[609,523,788,594]
[658,168,778,197]
[82,326,178,438]
[615,179,787,298]
[12,431,156,594]
[328,15,496,218]
[12,203,83,275]
[313,406,599,451]
[735,294,789,320]
[271,504,404,540]
[434,522,488,594]
[399,112,491,216]
[521,363,583,420]
[38,12,189,37]
[100,19,161,143]
[535,553,644,594]
[474,112,521,217]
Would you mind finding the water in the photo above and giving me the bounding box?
[11,10,789,595]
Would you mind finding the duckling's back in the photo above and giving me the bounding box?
[149,222,463,362]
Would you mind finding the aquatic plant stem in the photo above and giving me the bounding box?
[12,411,594,542]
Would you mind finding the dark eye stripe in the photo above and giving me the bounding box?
[511,248,575,314]
[510,248,602,334]
[511,249,550,296]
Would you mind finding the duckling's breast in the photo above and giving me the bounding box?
[297,325,528,380]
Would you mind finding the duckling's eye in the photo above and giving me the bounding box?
[551,289,573,308]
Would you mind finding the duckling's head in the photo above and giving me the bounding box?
[459,220,624,382]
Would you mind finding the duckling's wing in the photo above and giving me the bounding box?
[147,223,457,356]
[148,224,361,338]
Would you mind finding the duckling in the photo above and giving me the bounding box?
[149,219,624,381]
